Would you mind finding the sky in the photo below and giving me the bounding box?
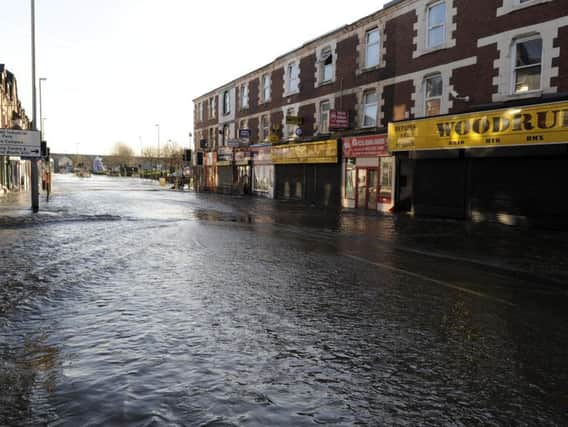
[1,0,386,155]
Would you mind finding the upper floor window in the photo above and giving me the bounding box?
[222,124,230,146]
[362,90,378,127]
[424,74,442,116]
[285,107,297,139]
[427,1,446,49]
[287,62,300,94]
[210,97,216,118]
[197,102,203,122]
[261,74,271,103]
[513,37,542,93]
[260,114,270,141]
[319,100,330,134]
[365,28,380,68]
[320,47,333,83]
[240,83,249,109]
[223,90,231,115]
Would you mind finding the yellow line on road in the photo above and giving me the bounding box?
[345,254,517,307]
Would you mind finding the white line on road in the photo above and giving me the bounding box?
[345,254,517,307]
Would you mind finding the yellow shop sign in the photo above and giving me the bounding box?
[388,101,568,151]
[271,140,338,164]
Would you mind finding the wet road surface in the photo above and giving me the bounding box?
[1,175,567,426]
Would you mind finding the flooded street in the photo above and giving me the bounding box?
[1,175,567,426]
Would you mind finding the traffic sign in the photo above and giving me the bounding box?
[0,129,41,157]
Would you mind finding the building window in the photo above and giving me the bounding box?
[285,107,296,139]
[362,90,378,127]
[365,28,380,69]
[260,115,269,141]
[261,74,271,103]
[197,102,203,122]
[240,83,249,109]
[513,37,542,93]
[319,100,330,134]
[320,47,333,83]
[223,90,230,115]
[424,74,442,116]
[210,97,216,118]
[287,62,299,94]
[209,128,215,150]
[222,125,230,146]
[427,1,446,49]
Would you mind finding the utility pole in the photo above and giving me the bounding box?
[30,0,39,212]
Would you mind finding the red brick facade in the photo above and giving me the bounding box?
[193,0,568,148]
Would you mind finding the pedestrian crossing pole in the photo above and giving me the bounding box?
[30,0,39,212]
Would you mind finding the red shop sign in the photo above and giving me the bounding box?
[342,134,388,158]
[329,110,349,130]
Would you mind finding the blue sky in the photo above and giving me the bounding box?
[1,0,385,155]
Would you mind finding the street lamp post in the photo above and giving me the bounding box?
[39,77,46,136]
[30,0,39,212]
[155,124,160,172]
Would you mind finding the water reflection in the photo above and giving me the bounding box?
[0,175,567,425]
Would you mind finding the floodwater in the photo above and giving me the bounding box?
[1,175,567,426]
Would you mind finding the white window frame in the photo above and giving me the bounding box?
[320,47,333,84]
[511,36,543,95]
[223,90,231,115]
[261,74,271,103]
[260,114,270,141]
[240,83,249,109]
[319,100,331,134]
[364,28,381,69]
[362,90,378,128]
[284,107,297,139]
[424,74,443,117]
[427,1,446,49]
[286,62,300,95]
[497,0,553,16]
[210,97,216,119]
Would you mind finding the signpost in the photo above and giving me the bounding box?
[0,129,41,157]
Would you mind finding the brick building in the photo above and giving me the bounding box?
[1,64,32,194]
[193,0,568,224]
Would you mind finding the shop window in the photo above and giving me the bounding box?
[365,28,380,69]
[295,181,302,199]
[345,161,356,200]
[319,100,330,134]
[427,1,446,49]
[513,37,542,94]
[424,74,442,116]
[362,90,378,127]
[379,157,393,204]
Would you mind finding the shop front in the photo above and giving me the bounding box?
[272,139,340,208]
[389,100,568,226]
[203,152,217,192]
[342,133,394,212]
[251,144,274,198]
[235,149,252,194]
[216,147,233,193]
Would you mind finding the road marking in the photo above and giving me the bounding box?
[345,254,517,307]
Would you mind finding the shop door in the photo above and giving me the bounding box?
[356,168,378,210]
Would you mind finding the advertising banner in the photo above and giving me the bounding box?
[388,101,568,152]
[343,134,388,158]
[271,140,338,164]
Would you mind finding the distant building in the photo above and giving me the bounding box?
[0,64,32,194]
[93,156,105,173]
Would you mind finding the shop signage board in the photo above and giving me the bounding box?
[238,129,251,139]
[268,133,280,143]
[218,147,232,162]
[389,100,568,151]
[329,110,349,130]
[343,134,388,157]
[251,145,272,165]
[285,115,303,125]
[0,129,41,157]
[227,139,240,148]
[271,140,338,164]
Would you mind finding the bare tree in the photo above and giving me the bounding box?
[107,142,135,171]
